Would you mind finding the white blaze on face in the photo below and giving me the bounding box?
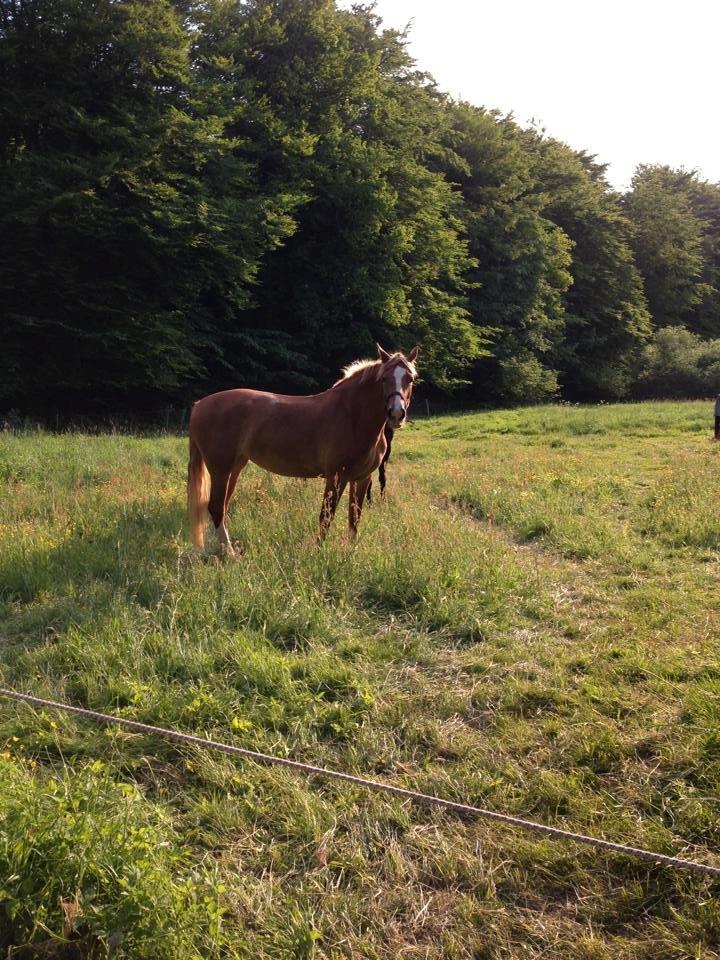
[388,366,407,424]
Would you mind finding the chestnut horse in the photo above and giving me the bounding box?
[188,344,418,553]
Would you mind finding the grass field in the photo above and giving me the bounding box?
[1,401,719,959]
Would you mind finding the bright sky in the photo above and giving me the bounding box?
[349,0,720,190]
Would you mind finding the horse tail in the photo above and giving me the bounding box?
[188,436,210,549]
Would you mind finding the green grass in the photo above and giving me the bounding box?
[1,402,720,958]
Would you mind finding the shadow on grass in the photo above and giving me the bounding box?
[0,499,184,649]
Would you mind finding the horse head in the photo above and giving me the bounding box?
[377,343,419,428]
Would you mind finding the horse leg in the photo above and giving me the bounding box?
[218,457,248,553]
[379,426,393,496]
[208,468,235,557]
[348,475,372,539]
[225,458,248,512]
[318,473,347,542]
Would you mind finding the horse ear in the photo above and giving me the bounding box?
[376,343,391,363]
[407,345,419,363]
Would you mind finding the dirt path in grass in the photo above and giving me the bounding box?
[435,491,720,654]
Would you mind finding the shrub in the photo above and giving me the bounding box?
[635,326,720,398]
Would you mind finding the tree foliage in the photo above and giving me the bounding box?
[0,0,295,413]
[440,105,572,404]
[526,137,651,400]
[635,326,720,398]
[189,0,482,391]
[623,166,708,330]
[1,0,719,417]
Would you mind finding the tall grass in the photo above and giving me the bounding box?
[1,402,719,958]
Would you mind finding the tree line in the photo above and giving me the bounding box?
[1,0,719,419]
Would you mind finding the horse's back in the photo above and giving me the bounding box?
[190,388,328,478]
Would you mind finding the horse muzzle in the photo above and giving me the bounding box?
[387,406,406,428]
[385,389,407,428]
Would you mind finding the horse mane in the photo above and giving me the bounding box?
[333,353,416,388]
[335,358,382,385]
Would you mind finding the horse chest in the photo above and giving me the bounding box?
[340,434,386,479]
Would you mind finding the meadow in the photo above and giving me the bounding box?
[1,401,719,959]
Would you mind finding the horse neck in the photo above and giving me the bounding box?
[339,372,386,440]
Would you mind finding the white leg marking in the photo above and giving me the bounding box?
[216,522,234,556]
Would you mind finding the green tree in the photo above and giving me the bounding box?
[3,0,712,417]
[679,174,720,338]
[623,165,708,331]
[636,326,720,398]
[0,0,294,414]
[439,104,572,403]
[525,137,651,400]
[190,0,484,392]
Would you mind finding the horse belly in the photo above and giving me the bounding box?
[248,449,322,479]
[246,409,324,478]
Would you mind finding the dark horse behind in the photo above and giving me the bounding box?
[366,422,394,503]
[188,344,418,553]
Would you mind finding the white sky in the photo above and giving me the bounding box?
[347,0,720,191]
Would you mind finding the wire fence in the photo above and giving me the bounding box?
[1,685,719,880]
